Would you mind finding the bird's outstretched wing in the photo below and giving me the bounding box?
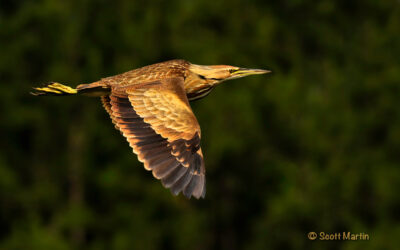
[102,77,206,198]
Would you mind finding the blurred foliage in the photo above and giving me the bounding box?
[1,0,400,249]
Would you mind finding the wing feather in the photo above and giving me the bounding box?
[101,78,206,198]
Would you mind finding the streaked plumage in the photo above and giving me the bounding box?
[32,59,270,199]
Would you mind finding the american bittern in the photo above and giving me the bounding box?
[32,59,270,199]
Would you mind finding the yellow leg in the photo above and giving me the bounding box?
[31,82,77,96]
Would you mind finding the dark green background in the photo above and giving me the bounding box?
[1,0,399,249]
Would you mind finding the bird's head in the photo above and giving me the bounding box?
[189,63,271,86]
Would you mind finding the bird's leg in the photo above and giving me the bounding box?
[31,82,78,96]
[31,81,110,97]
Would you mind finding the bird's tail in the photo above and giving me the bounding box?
[31,82,78,96]
[31,82,110,96]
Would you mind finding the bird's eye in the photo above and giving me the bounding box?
[229,69,237,74]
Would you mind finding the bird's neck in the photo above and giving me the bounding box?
[184,73,215,101]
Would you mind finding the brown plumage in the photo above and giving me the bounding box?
[32,59,270,199]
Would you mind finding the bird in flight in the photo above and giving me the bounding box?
[32,59,270,199]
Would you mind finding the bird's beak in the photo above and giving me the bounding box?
[230,68,271,78]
